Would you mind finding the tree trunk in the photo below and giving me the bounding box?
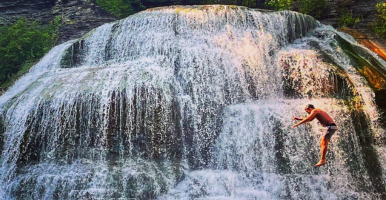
[237,0,243,6]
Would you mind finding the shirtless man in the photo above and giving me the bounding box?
[292,104,338,167]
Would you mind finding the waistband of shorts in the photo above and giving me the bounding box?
[326,123,338,129]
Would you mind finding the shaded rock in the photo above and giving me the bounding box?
[320,0,378,29]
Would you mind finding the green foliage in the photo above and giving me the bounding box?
[373,2,386,38]
[266,0,293,10]
[338,10,360,28]
[96,0,145,18]
[96,0,272,17]
[265,0,329,19]
[0,16,61,88]
[296,0,329,19]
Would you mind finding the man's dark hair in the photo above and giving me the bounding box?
[305,104,315,109]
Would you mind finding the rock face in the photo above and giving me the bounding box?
[321,0,378,30]
[320,0,386,64]
[0,0,117,44]
[350,0,378,30]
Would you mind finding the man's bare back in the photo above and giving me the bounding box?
[293,108,334,128]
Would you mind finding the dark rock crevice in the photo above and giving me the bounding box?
[349,108,386,199]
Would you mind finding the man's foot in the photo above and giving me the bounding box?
[314,160,326,168]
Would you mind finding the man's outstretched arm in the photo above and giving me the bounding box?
[293,117,304,120]
[293,110,316,128]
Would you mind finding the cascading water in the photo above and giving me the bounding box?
[1,5,386,199]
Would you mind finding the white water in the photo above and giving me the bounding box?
[159,99,374,199]
[0,5,385,200]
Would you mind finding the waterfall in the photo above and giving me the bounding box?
[1,5,386,199]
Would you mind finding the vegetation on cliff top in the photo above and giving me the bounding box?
[95,0,330,19]
[96,0,146,18]
[266,0,329,19]
[338,10,360,28]
[373,2,386,38]
[1,1,385,95]
[0,16,62,93]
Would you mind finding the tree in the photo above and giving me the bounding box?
[0,16,61,85]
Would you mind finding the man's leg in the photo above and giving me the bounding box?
[314,136,329,167]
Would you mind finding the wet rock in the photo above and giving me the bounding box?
[0,116,4,160]
[281,51,354,99]
[375,89,386,132]
[349,109,386,199]
[334,32,386,91]
[60,39,86,68]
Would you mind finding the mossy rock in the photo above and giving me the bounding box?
[60,39,86,68]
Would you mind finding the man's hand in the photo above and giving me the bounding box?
[293,116,303,120]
